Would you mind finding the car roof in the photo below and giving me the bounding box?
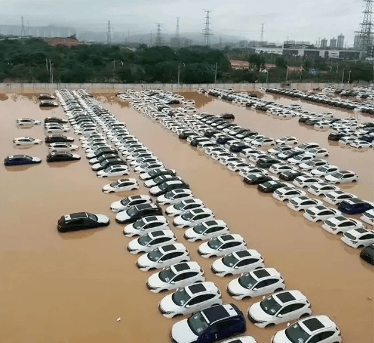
[274,290,305,304]
[171,261,199,273]
[300,316,335,334]
[202,304,240,324]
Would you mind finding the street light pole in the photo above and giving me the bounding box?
[342,68,345,83]
[177,66,180,87]
[348,70,351,84]
[266,70,268,85]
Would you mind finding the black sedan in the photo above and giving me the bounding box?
[57,212,110,232]
[360,244,374,265]
[243,173,273,185]
[229,143,250,153]
[328,132,347,141]
[258,180,288,193]
[4,155,41,166]
[279,170,306,181]
[179,131,195,140]
[45,135,74,143]
[47,152,81,162]
[44,117,68,124]
[256,157,282,169]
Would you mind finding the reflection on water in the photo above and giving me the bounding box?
[5,164,41,171]
[0,91,373,343]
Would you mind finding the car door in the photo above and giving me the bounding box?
[235,258,259,271]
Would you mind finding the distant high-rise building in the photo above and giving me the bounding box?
[321,38,328,48]
[330,37,337,48]
[354,34,362,49]
[337,34,344,48]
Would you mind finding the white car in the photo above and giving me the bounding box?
[211,249,264,276]
[307,183,340,196]
[146,261,205,293]
[298,159,329,171]
[173,208,215,228]
[310,165,339,177]
[288,154,314,165]
[198,234,246,258]
[184,220,229,242]
[136,243,190,271]
[361,209,374,226]
[134,161,164,173]
[102,178,138,193]
[166,199,204,217]
[341,228,374,248]
[303,205,341,222]
[159,282,222,318]
[322,216,364,234]
[227,161,251,172]
[304,147,329,157]
[127,230,176,254]
[275,136,298,145]
[227,268,285,300]
[110,195,152,213]
[272,315,342,343]
[144,174,181,188]
[44,126,70,134]
[350,139,373,149]
[239,168,268,178]
[123,215,169,237]
[251,137,276,148]
[269,163,295,174]
[267,145,293,156]
[16,118,42,127]
[323,191,357,205]
[287,196,323,212]
[139,168,176,180]
[157,189,194,205]
[130,157,159,168]
[273,187,306,201]
[48,143,79,152]
[96,165,129,178]
[293,176,322,188]
[325,170,358,184]
[13,137,42,146]
[247,290,312,328]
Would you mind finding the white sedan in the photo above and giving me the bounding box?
[198,234,246,258]
[166,199,204,217]
[350,140,373,149]
[111,195,152,213]
[303,205,341,222]
[211,249,264,276]
[222,337,258,343]
[227,268,285,300]
[341,228,374,248]
[322,216,364,234]
[287,196,323,212]
[361,209,374,226]
[247,290,312,328]
[102,178,139,193]
[158,282,222,318]
[275,136,298,145]
[16,118,42,127]
[273,187,306,201]
[304,147,329,157]
[325,170,358,184]
[48,143,79,152]
[13,137,42,146]
[184,220,229,242]
[173,208,214,228]
[323,191,357,205]
[96,165,129,178]
[127,230,176,254]
[307,183,340,196]
[293,176,322,188]
[157,189,194,205]
[123,215,169,237]
[310,165,340,177]
[269,163,295,174]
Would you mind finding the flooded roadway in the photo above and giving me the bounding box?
[0,91,373,343]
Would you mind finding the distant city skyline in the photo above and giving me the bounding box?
[0,0,366,46]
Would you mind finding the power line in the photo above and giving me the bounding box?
[203,10,213,46]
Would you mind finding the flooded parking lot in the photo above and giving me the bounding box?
[0,90,373,343]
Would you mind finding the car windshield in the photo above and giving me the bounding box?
[154,176,164,183]
[187,312,209,336]
[87,213,97,221]
[159,182,171,191]
[147,248,163,262]
[172,288,191,306]
[110,180,121,187]
[175,202,187,210]
[208,237,222,250]
[238,273,257,289]
[193,223,207,234]
[285,322,311,343]
[181,212,194,220]
[127,206,140,216]
[159,267,176,282]
[260,296,282,315]
[133,218,146,229]
[120,198,130,206]
[293,154,305,160]
[138,234,153,246]
[222,253,239,267]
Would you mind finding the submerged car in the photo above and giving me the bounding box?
[198,234,246,258]
[102,178,138,193]
[184,220,229,242]
[123,215,169,237]
[116,203,162,224]
[360,244,374,265]
[322,216,364,234]
[4,155,41,166]
[341,228,374,248]
[13,136,42,146]
[57,212,110,232]
[46,152,81,162]
[127,230,176,254]
[111,195,152,213]
[157,189,194,205]
[173,208,215,228]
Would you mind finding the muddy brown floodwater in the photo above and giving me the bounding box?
[0,91,373,343]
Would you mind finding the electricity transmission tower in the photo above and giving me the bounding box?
[203,10,213,46]
[356,0,374,55]
[260,23,264,42]
[155,23,162,46]
[21,16,26,38]
[175,17,180,48]
[107,21,112,45]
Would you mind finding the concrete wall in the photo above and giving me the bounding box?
[0,82,355,93]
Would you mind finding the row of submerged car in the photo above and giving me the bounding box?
[205,88,374,151]
[119,89,374,262]
[114,89,347,343]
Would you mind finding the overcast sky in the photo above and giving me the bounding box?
[0,0,366,45]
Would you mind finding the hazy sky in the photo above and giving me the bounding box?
[0,0,365,45]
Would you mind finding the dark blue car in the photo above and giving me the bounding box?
[338,198,374,214]
[4,155,41,166]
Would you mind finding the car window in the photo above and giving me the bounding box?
[188,294,213,306]
[320,331,335,340]
[236,258,257,267]
[362,234,374,240]
[307,334,321,343]
[153,237,171,245]
[278,305,294,315]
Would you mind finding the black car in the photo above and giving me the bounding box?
[115,203,163,224]
[204,129,220,138]
[44,117,68,124]
[360,244,374,265]
[140,168,177,180]
[57,212,110,232]
[87,147,117,159]
[47,152,81,162]
[243,173,273,185]
[256,157,282,169]
[229,143,250,153]
[179,131,196,140]
[171,303,246,343]
[45,135,74,143]
[216,136,233,145]
[279,170,306,181]
[338,199,374,215]
[190,137,210,147]
[4,155,41,166]
[88,153,119,165]
[258,180,288,193]
[328,132,347,141]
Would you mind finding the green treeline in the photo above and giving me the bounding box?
[0,38,373,84]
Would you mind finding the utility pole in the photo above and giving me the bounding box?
[342,68,345,83]
[21,16,26,40]
[177,66,181,87]
[203,10,213,46]
[356,0,374,56]
[214,62,218,83]
[348,70,352,83]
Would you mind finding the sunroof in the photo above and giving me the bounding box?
[161,245,175,252]
[276,292,296,303]
[221,235,234,241]
[236,250,251,258]
[303,318,324,332]
[174,263,189,272]
[145,216,157,221]
[356,228,368,234]
[151,231,164,237]
[189,283,206,294]
[253,269,270,278]
[204,306,229,323]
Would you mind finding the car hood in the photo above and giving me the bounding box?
[150,186,161,194]
[249,301,276,322]
[211,258,227,272]
[116,211,130,222]
[272,329,289,343]
[96,214,110,224]
[137,254,151,267]
[147,272,165,288]
[171,319,199,343]
[159,294,179,312]
[128,239,144,251]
